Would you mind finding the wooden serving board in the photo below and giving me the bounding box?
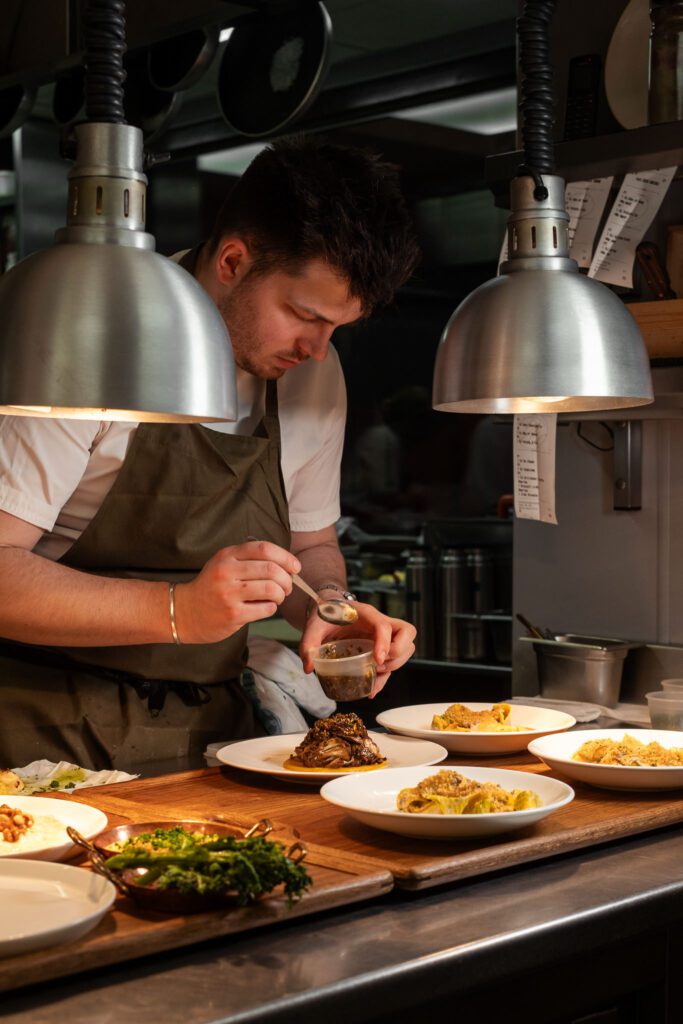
[6,751,683,993]
[0,798,392,995]
[58,757,683,895]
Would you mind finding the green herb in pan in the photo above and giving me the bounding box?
[105,829,311,906]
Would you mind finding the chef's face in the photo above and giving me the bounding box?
[218,257,363,380]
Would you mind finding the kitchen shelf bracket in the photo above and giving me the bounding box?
[612,420,642,511]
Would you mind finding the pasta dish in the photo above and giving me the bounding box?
[573,734,683,767]
[431,702,530,733]
[396,769,541,815]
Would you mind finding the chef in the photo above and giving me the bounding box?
[0,136,420,770]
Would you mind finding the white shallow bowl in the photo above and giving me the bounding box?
[215,731,448,784]
[376,703,576,755]
[0,860,115,957]
[0,796,108,862]
[528,728,683,791]
[320,765,574,839]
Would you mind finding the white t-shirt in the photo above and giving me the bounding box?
[0,351,346,561]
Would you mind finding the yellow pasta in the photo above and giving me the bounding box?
[431,702,530,733]
[396,769,541,815]
[573,734,683,767]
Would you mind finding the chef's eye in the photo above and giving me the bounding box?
[293,308,317,322]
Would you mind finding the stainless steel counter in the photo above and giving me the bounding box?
[4,817,683,1024]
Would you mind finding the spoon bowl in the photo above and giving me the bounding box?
[317,599,359,626]
[291,573,358,626]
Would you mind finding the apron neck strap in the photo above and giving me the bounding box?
[265,379,278,419]
[179,243,204,276]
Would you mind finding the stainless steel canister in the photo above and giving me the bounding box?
[468,548,495,613]
[439,548,469,659]
[405,550,434,658]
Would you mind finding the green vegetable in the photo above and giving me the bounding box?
[106,828,311,907]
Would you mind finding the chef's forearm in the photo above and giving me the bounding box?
[0,547,172,646]
[280,527,348,630]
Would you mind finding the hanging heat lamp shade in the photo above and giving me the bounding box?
[432,0,653,414]
[0,0,237,423]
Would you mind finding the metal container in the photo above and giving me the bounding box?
[439,549,469,659]
[405,551,434,658]
[520,634,634,707]
[443,613,487,662]
[467,548,495,613]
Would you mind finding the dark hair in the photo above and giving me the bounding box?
[207,135,420,315]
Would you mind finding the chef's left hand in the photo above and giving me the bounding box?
[300,602,416,697]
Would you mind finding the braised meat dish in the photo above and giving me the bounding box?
[287,713,386,771]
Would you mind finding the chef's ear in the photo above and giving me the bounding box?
[214,236,252,285]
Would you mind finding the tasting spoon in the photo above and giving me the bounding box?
[291,573,359,626]
[245,535,358,626]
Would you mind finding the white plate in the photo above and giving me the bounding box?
[376,703,576,755]
[528,728,683,791]
[320,765,574,839]
[0,860,115,956]
[215,732,448,784]
[0,796,108,861]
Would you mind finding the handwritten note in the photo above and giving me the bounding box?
[588,168,676,287]
[514,414,558,524]
[565,177,613,267]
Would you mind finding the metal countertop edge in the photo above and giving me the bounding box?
[212,879,683,1024]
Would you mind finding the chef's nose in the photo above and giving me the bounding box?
[298,325,334,362]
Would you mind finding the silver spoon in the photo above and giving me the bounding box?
[291,573,359,626]
[246,536,358,626]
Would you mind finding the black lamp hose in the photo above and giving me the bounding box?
[517,0,556,183]
[84,0,127,124]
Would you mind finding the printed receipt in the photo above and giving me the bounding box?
[565,178,613,267]
[588,168,676,287]
[514,414,558,525]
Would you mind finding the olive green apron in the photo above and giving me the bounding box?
[0,246,291,770]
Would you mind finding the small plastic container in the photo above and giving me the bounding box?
[311,638,376,701]
[660,678,683,691]
[645,690,683,730]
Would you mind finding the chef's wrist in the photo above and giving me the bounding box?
[315,581,358,601]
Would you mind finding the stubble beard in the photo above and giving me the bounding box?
[218,284,301,380]
[218,284,272,378]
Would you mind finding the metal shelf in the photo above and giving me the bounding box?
[409,657,512,673]
[485,121,683,208]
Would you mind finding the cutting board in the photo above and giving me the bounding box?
[0,799,392,995]
[60,756,683,893]
[5,751,683,993]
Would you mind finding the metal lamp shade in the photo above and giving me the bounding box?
[0,244,237,422]
[433,263,654,415]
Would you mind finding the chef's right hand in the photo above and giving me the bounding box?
[172,540,300,644]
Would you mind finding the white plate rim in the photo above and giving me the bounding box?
[215,731,448,781]
[528,728,683,772]
[0,795,108,861]
[0,859,116,951]
[320,764,575,821]
[376,702,576,738]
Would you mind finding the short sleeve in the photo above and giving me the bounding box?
[279,347,347,533]
[0,416,100,531]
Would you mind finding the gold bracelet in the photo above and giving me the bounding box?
[169,582,181,645]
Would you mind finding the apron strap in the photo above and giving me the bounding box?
[178,243,204,275]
